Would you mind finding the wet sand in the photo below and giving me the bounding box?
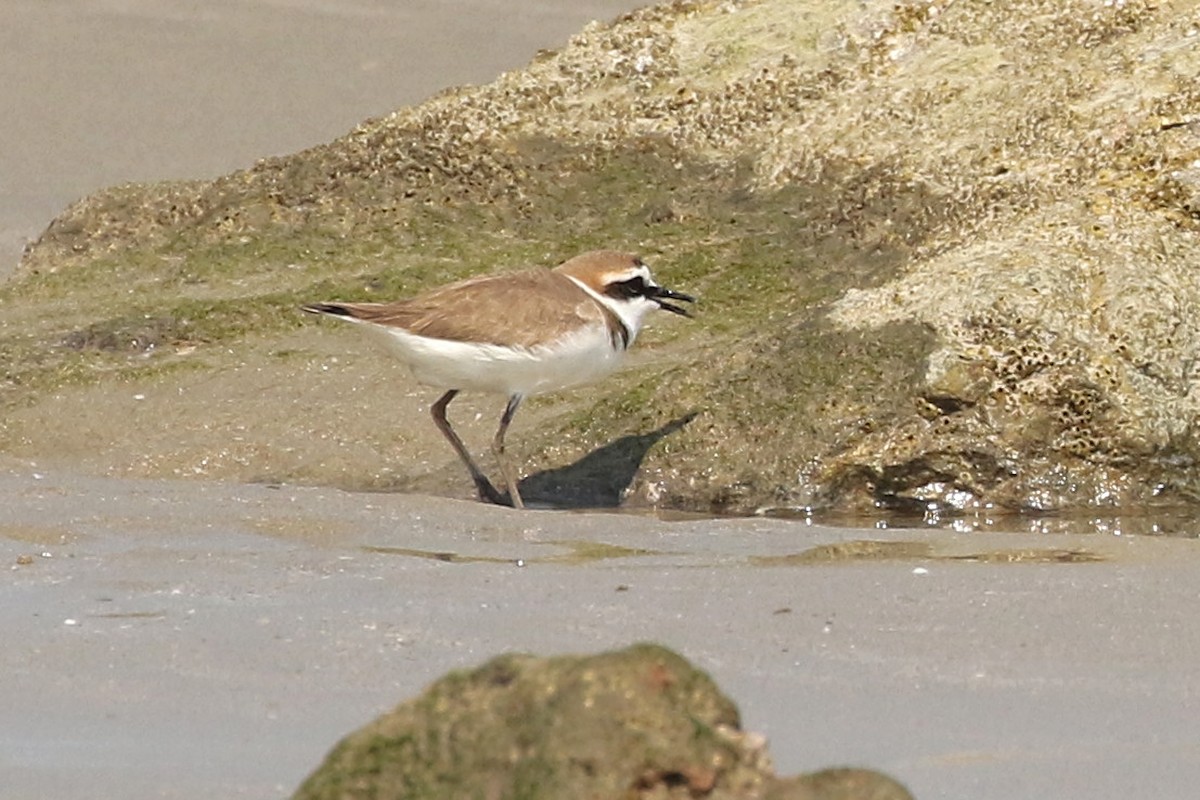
[5,3,1200,799]
[6,461,1200,799]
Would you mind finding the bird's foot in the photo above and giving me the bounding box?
[473,476,506,506]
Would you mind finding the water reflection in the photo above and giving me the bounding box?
[755,505,1200,538]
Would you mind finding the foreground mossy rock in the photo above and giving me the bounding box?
[293,643,912,800]
[6,0,1200,517]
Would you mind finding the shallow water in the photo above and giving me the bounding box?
[759,507,1200,539]
[589,497,1200,539]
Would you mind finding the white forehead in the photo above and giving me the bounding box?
[602,261,654,286]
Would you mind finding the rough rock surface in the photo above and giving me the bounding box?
[5,0,1200,518]
[291,643,913,800]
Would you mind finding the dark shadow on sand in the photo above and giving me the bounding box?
[515,413,698,509]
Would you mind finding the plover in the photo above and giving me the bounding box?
[302,250,694,508]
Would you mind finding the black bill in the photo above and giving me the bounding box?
[652,286,696,317]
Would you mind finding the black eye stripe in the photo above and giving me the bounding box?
[606,276,652,300]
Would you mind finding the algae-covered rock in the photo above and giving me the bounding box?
[5,0,1200,518]
[292,643,912,800]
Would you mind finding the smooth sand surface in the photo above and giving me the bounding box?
[0,0,646,277]
[5,3,1200,799]
[5,462,1200,799]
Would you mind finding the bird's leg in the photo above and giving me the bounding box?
[431,390,503,505]
[492,394,525,509]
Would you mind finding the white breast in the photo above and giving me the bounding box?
[361,322,627,397]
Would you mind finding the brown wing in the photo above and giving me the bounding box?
[312,269,612,349]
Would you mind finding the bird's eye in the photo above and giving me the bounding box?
[608,276,649,300]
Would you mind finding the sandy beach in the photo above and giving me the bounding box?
[5,2,1200,799]
[6,462,1200,799]
[0,0,646,278]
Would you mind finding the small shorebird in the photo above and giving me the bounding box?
[302,250,694,508]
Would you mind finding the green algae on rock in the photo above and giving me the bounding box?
[292,643,913,800]
[5,0,1200,517]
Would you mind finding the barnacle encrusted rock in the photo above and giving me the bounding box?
[7,0,1200,519]
[291,643,913,800]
